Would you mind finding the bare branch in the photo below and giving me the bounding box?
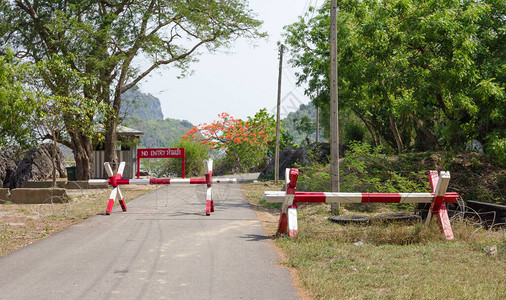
[122,37,217,93]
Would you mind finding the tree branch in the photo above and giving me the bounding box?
[122,37,216,93]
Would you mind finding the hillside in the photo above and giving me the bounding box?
[121,86,164,121]
[282,102,324,146]
[122,87,194,148]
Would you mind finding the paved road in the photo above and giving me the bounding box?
[0,181,300,299]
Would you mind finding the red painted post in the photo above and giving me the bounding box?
[137,149,141,179]
[182,150,185,179]
[277,168,299,235]
[426,171,454,240]
[204,159,213,215]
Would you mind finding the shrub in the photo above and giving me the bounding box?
[153,139,209,177]
[486,133,506,167]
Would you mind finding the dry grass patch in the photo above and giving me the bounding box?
[242,181,506,300]
[0,186,157,257]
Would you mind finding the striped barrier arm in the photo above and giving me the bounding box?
[88,159,236,216]
[264,169,459,240]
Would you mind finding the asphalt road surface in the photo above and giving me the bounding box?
[0,181,300,299]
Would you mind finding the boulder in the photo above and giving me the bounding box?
[259,143,332,180]
[7,143,67,189]
[0,147,22,187]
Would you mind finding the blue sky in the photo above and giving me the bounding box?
[139,0,322,125]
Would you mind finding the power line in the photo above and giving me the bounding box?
[282,69,307,98]
[300,0,312,18]
[309,0,320,20]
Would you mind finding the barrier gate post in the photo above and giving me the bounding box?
[89,159,236,216]
[264,169,459,240]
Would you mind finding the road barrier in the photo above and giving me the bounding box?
[263,169,459,240]
[89,159,236,216]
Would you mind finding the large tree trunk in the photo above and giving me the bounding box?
[51,132,57,188]
[70,131,93,180]
[104,91,121,171]
[104,116,119,171]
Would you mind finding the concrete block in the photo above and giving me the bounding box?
[22,181,66,188]
[0,188,10,203]
[10,188,69,204]
[66,181,93,189]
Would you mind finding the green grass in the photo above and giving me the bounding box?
[276,204,506,299]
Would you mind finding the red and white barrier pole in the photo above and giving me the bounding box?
[264,191,459,204]
[425,170,454,240]
[204,159,213,216]
[103,162,127,215]
[277,168,299,237]
[89,159,236,216]
[265,169,459,240]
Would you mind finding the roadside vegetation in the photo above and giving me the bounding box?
[243,181,505,299]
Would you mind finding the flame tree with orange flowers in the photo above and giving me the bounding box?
[184,109,291,173]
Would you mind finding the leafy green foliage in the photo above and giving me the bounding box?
[1,0,265,178]
[297,142,429,211]
[486,133,506,167]
[283,0,505,157]
[152,138,209,178]
[283,103,320,146]
[0,51,38,148]
[186,109,290,174]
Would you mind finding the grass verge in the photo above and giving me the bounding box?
[242,181,506,300]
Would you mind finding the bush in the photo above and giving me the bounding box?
[486,133,506,167]
[153,139,209,177]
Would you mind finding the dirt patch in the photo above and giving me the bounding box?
[0,185,159,257]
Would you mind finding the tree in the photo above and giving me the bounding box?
[283,0,505,153]
[294,115,316,145]
[183,109,278,172]
[1,0,265,179]
[0,50,38,148]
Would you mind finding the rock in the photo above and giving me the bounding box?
[259,142,332,180]
[353,240,364,246]
[7,143,67,189]
[465,139,484,154]
[485,245,497,256]
[0,147,22,187]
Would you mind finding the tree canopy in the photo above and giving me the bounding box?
[0,50,38,148]
[1,0,265,179]
[283,0,505,157]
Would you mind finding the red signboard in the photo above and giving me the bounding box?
[137,148,185,178]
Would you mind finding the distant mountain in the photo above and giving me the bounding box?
[121,87,194,148]
[283,102,324,146]
[121,86,164,121]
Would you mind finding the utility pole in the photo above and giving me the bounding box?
[330,0,340,213]
[275,44,284,183]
